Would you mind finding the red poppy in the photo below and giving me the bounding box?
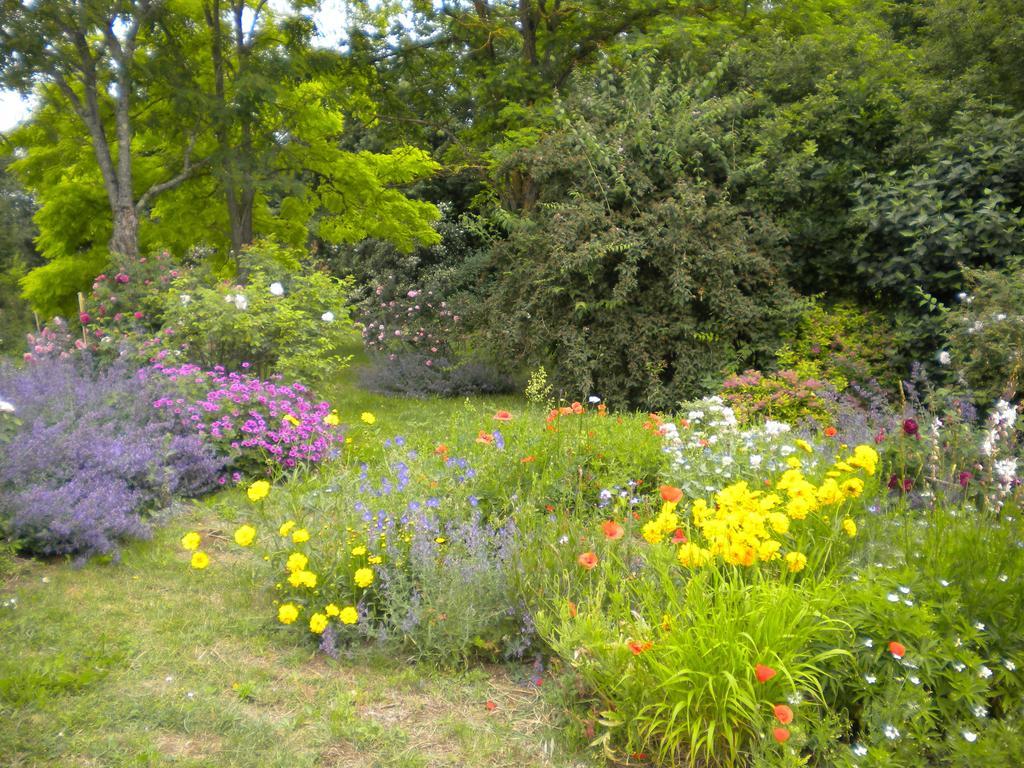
[485,700,497,711]
[670,529,688,545]
[888,641,906,658]
[493,410,513,421]
[577,552,598,570]
[660,485,683,503]
[545,504,555,512]
[475,431,494,445]
[434,443,448,455]
[824,426,838,438]
[755,664,777,683]
[630,753,649,761]
[773,704,794,725]
[773,727,791,743]
[521,455,536,463]
[628,640,653,655]
[602,520,625,540]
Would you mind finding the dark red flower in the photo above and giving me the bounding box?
[958,471,973,488]
[902,418,919,437]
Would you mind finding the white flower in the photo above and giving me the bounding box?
[588,395,601,404]
[939,579,950,587]
[998,574,1008,582]
[269,282,284,296]
[864,674,877,684]
[909,675,920,685]
[780,445,795,456]
[973,704,987,718]
[887,592,900,602]
[975,621,986,631]
[963,731,978,743]
[957,292,968,301]
[883,724,899,740]
[978,665,993,679]
[720,455,733,466]
[994,458,1018,484]
[558,535,569,545]
[749,454,763,468]
[321,311,335,323]
[1004,659,1016,671]
[852,743,868,757]
[938,350,951,365]
[233,294,248,310]
[863,638,874,648]
[953,662,966,672]
[180,294,192,305]
[763,420,790,436]
[224,293,235,303]
[898,586,911,594]
[0,399,14,413]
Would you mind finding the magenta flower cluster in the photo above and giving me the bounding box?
[149,362,343,473]
[359,284,460,366]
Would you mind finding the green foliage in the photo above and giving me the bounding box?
[720,369,833,426]
[945,258,1024,404]
[464,59,798,410]
[852,110,1024,307]
[775,299,902,393]
[159,243,355,382]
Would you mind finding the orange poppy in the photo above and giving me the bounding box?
[521,455,535,463]
[773,727,790,743]
[567,600,578,618]
[577,551,598,570]
[755,664,777,683]
[888,641,906,658]
[773,704,794,725]
[670,529,688,544]
[571,401,584,415]
[601,520,625,540]
[824,426,838,437]
[493,410,513,421]
[627,640,653,655]
[660,485,683,503]
[475,431,494,445]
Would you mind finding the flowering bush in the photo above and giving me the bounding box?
[0,357,223,557]
[149,362,344,476]
[721,369,833,426]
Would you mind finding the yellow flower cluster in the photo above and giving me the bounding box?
[650,443,879,573]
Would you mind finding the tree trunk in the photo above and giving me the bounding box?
[110,205,140,257]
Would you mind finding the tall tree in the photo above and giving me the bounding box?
[0,0,203,258]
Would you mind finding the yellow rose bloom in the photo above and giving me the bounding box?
[247,480,271,503]
[233,525,256,547]
[842,518,857,537]
[279,520,295,537]
[325,604,340,617]
[190,550,210,569]
[785,551,808,573]
[339,606,359,625]
[291,528,310,544]
[360,412,376,425]
[180,531,201,551]
[351,546,367,557]
[278,603,299,624]
[354,568,374,588]
[840,478,865,499]
[285,552,308,573]
[309,613,328,634]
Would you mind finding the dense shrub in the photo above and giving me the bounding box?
[0,357,222,557]
[462,60,798,410]
[944,258,1024,405]
[358,352,513,397]
[720,369,832,426]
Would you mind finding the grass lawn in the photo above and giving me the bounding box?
[0,347,594,768]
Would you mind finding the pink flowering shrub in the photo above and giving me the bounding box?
[22,317,78,363]
[149,362,344,475]
[721,369,832,425]
[358,283,460,365]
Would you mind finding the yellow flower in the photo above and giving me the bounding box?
[795,439,813,454]
[291,528,310,544]
[786,496,814,520]
[360,411,376,425]
[283,414,301,427]
[279,520,296,537]
[287,570,317,588]
[758,539,782,561]
[180,531,201,551]
[190,551,210,569]
[309,612,328,634]
[767,512,790,535]
[848,445,879,475]
[351,546,367,557]
[325,604,340,617]
[234,525,256,547]
[323,412,340,426]
[840,478,864,499]
[354,567,374,588]
[285,552,308,573]
[247,480,271,502]
[816,479,844,506]
[842,518,857,537]
[642,520,665,545]
[339,606,359,625]
[785,551,808,573]
[660,614,672,632]
[435,536,447,544]
[677,543,712,567]
[786,456,803,469]
[368,555,383,565]
[278,603,299,624]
